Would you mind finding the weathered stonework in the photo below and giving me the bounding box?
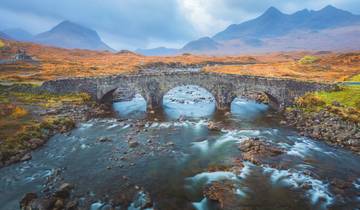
[41,72,335,111]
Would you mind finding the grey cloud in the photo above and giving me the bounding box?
[0,0,196,49]
[1,0,359,50]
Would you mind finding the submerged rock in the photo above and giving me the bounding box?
[128,140,140,148]
[129,191,152,209]
[97,136,112,142]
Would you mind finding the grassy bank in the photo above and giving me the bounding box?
[0,84,91,165]
[349,73,360,82]
[293,85,360,123]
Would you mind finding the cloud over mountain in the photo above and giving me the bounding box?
[1,0,360,50]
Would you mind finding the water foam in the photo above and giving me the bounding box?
[192,198,209,210]
[191,130,247,154]
[286,136,336,158]
[188,171,238,184]
[263,166,333,207]
[239,162,252,179]
[353,178,360,189]
[90,202,104,210]
[148,120,208,129]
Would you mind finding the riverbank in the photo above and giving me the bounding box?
[0,84,110,168]
[283,85,360,154]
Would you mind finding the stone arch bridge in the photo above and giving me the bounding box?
[41,72,334,111]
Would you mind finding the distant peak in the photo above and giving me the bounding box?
[320,5,343,13]
[323,5,337,10]
[261,6,284,17]
[265,6,282,14]
[50,20,96,34]
[57,20,79,27]
[198,36,213,41]
[292,8,311,16]
[298,9,310,13]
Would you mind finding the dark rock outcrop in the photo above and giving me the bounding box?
[20,183,76,210]
[238,138,284,164]
[285,108,360,153]
[203,180,238,209]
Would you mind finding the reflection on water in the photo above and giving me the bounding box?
[1,86,360,210]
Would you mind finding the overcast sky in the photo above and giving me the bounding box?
[1,0,359,50]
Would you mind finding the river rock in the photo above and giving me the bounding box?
[128,140,140,148]
[203,180,237,209]
[20,153,32,161]
[97,136,112,142]
[165,141,175,146]
[28,138,45,149]
[238,138,283,164]
[55,183,74,199]
[285,108,360,154]
[54,199,65,209]
[65,199,79,210]
[208,121,222,131]
[20,192,38,208]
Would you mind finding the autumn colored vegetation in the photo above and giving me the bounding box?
[0,39,256,82]
[204,52,360,83]
[0,84,91,163]
[1,39,358,83]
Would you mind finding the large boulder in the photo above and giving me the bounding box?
[239,138,284,164]
[203,180,238,209]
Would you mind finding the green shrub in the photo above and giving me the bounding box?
[295,93,325,109]
[298,55,320,65]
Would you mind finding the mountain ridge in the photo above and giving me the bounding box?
[33,21,114,51]
[213,5,360,41]
[138,5,360,55]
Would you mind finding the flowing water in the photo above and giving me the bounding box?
[1,86,360,210]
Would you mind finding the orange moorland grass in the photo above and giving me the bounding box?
[204,52,360,83]
[0,40,260,82]
[1,39,359,83]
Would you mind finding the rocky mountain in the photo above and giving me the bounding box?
[2,28,33,41]
[182,37,221,51]
[154,5,360,55]
[33,21,113,51]
[0,31,11,40]
[213,5,360,41]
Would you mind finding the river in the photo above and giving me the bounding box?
[1,86,360,210]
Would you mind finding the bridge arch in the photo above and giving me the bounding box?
[144,80,237,111]
[162,85,216,118]
[232,90,281,110]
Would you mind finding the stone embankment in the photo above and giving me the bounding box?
[284,108,360,154]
